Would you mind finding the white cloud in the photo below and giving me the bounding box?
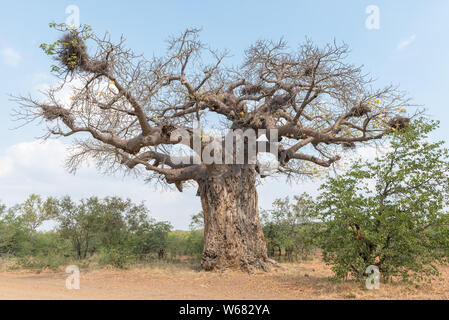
[0,47,22,67]
[397,34,416,50]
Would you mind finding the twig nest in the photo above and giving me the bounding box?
[59,33,89,72]
[348,103,371,117]
[269,93,291,108]
[41,105,74,126]
[342,142,356,149]
[58,33,108,74]
[84,60,108,73]
[388,116,410,130]
[240,84,263,96]
[303,67,313,76]
[161,124,176,137]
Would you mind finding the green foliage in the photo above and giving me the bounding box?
[16,253,72,271]
[175,211,205,258]
[127,220,172,259]
[0,195,57,256]
[166,231,189,258]
[98,247,133,269]
[54,196,173,262]
[0,195,174,269]
[315,118,449,282]
[184,230,204,256]
[166,230,204,259]
[164,212,205,259]
[0,207,22,255]
[189,211,204,230]
[261,194,316,261]
[16,194,57,232]
[55,196,103,259]
[0,194,202,270]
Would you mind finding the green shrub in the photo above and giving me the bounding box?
[98,247,134,269]
[185,230,204,256]
[262,194,316,262]
[16,253,71,271]
[166,229,204,258]
[315,118,449,283]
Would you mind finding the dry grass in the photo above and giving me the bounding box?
[1,255,449,299]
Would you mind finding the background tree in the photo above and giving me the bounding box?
[0,203,17,255]
[16,194,57,232]
[15,23,411,272]
[315,118,449,282]
[0,196,59,257]
[261,194,315,261]
[185,211,205,258]
[54,195,172,262]
[166,213,204,259]
[189,211,204,231]
[127,220,172,260]
[55,196,100,259]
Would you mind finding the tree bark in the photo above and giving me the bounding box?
[198,165,275,272]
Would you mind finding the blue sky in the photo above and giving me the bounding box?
[0,1,448,229]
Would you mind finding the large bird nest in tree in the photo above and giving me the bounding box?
[240,84,264,96]
[58,33,89,72]
[41,105,74,127]
[348,103,371,117]
[58,33,108,74]
[388,116,410,130]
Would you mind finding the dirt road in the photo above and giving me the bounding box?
[1,258,449,299]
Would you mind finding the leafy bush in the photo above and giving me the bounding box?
[128,221,172,259]
[315,118,449,282]
[0,196,174,269]
[16,253,71,271]
[261,194,316,261]
[98,247,134,269]
[167,229,204,258]
[185,230,204,256]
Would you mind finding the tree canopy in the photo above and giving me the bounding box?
[14,23,413,190]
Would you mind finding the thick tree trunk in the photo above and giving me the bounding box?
[198,165,274,272]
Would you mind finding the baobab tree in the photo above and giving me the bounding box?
[14,23,411,272]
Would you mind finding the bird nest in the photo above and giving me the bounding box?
[348,104,371,117]
[240,84,263,96]
[388,116,410,130]
[41,105,73,126]
[342,142,356,149]
[303,67,313,77]
[58,33,89,72]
